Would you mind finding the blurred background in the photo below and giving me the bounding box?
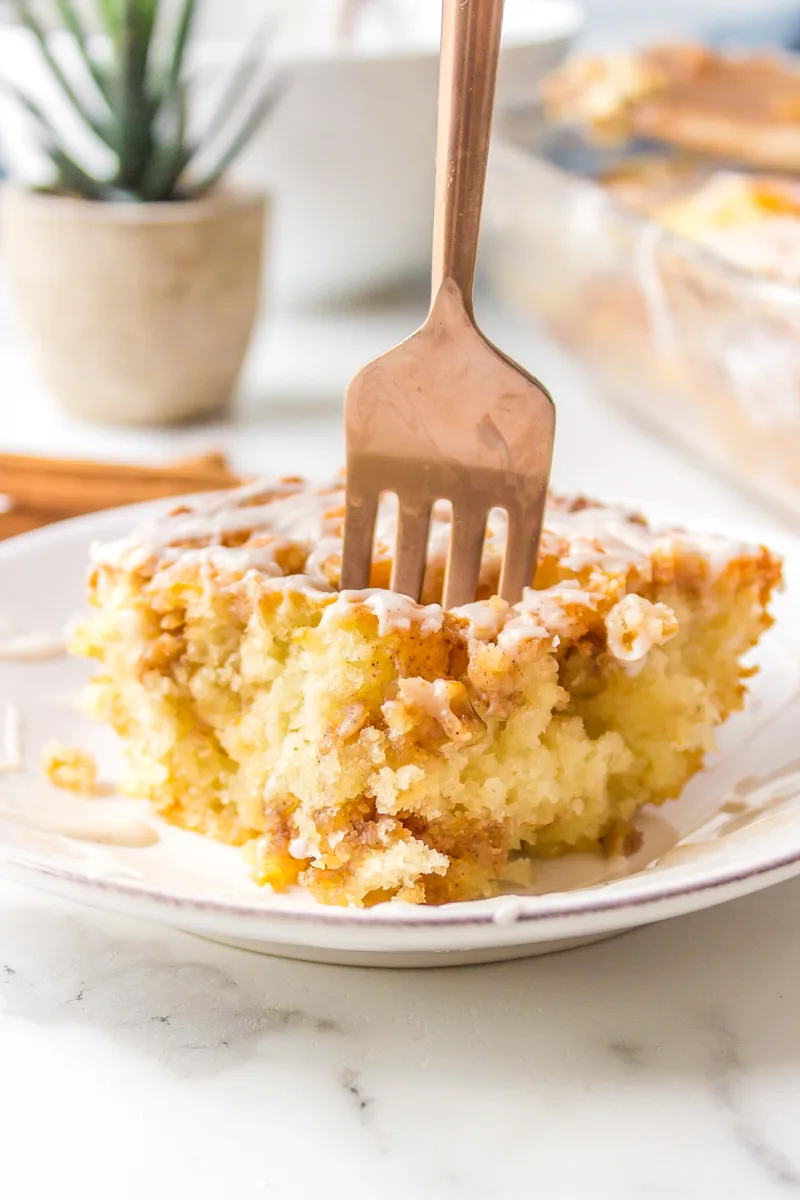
[0,0,799,535]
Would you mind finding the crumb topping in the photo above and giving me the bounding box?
[90,475,775,651]
[43,744,99,794]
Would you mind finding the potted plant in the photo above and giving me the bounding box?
[0,0,279,425]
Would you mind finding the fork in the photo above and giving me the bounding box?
[340,0,555,611]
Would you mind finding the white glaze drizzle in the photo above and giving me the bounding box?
[89,477,765,643]
[508,582,597,639]
[0,631,68,661]
[0,802,158,848]
[492,897,525,925]
[327,590,444,637]
[451,596,512,641]
[155,543,290,580]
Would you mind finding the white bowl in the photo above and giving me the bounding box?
[0,1,581,310]
[228,0,583,308]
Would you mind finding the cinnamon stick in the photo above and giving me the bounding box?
[0,450,242,540]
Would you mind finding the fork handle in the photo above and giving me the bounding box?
[431,0,505,315]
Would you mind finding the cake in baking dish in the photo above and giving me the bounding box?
[542,44,800,171]
[601,163,800,284]
[73,477,781,906]
[542,42,800,284]
[651,173,800,283]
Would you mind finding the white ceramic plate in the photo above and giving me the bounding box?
[1,500,799,967]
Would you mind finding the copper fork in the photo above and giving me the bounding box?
[340,0,555,610]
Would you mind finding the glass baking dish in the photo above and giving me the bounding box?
[482,125,800,519]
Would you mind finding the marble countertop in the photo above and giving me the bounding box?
[1,290,799,1199]
[3,876,800,1199]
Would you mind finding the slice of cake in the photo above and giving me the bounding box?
[73,477,781,906]
[542,44,800,171]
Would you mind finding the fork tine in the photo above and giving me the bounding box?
[340,478,379,591]
[499,501,547,605]
[443,505,488,611]
[391,499,432,601]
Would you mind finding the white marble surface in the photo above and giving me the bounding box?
[1,289,799,1199]
[3,877,800,1200]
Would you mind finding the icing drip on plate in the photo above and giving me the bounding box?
[0,802,158,848]
[0,699,21,772]
[0,631,68,661]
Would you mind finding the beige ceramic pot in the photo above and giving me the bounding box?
[1,186,267,425]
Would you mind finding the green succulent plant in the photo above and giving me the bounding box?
[6,0,281,201]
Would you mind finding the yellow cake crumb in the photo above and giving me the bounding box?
[42,744,98,795]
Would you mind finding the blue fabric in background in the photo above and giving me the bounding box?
[706,6,800,49]
[535,3,800,179]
